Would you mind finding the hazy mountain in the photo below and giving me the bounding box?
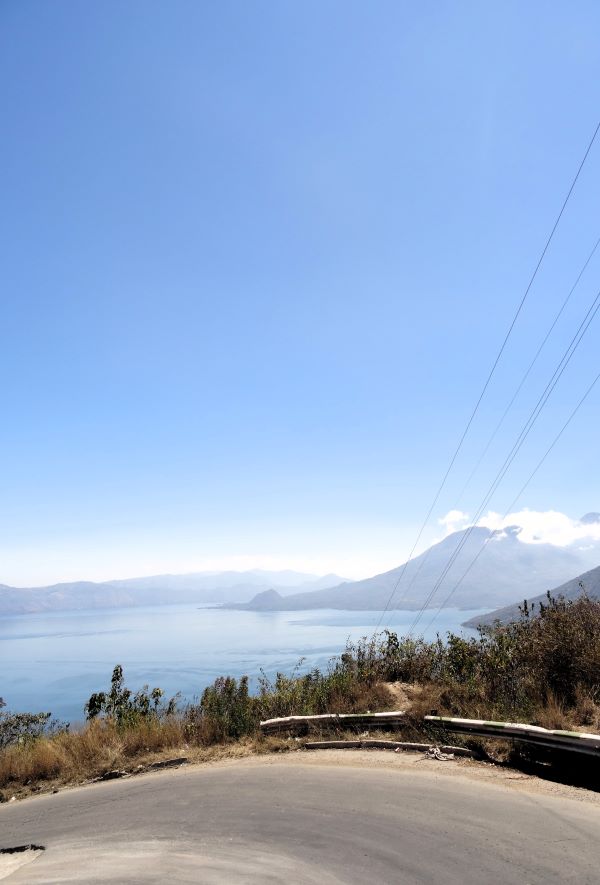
[0,570,348,616]
[4,515,599,618]
[231,526,600,613]
[462,563,600,628]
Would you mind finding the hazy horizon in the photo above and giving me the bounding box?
[3,506,599,588]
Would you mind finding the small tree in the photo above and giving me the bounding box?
[85,665,176,726]
[0,699,62,749]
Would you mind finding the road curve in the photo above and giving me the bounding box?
[1,758,599,883]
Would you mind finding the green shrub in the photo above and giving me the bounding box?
[84,665,177,727]
[195,676,257,741]
[379,594,600,722]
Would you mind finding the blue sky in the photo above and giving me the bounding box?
[1,1,599,585]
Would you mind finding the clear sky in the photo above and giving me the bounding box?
[2,1,599,586]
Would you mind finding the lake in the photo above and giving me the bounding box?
[1,604,490,722]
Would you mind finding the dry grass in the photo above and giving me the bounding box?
[1,701,392,800]
[2,595,599,799]
[0,656,393,799]
[0,722,298,801]
[573,688,600,731]
[530,693,571,731]
[0,719,181,795]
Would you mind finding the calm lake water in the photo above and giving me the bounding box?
[1,605,489,722]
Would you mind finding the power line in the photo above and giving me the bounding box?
[406,285,600,634]
[408,290,600,633]
[374,120,600,628]
[421,366,600,634]
[454,233,600,506]
[381,234,600,622]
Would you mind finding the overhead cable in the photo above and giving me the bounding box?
[374,120,600,627]
[381,233,600,621]
[406,286,600,633]
[422,366,600,634]
[454,233,600,506]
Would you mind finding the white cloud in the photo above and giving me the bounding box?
[476,509,600,547]
[438,510,470,535]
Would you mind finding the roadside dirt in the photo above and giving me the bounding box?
[4,742,600,806]
[383,681,410,707]
[201,747,600,807]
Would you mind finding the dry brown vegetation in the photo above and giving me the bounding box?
[387,594,600,730]
[0,719,306,801]
[0,719,182,793]
[1,593,599,799]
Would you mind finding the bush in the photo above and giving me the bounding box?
[0,697,66,749]
[182,643,391,745]
[379,594,600,723]
[0,710,54,749]
[191,676,257,743]
[84,665,178,726]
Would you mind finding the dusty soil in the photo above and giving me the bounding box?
[203,747,600,806]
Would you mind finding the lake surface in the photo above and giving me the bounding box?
[1,605,490,722]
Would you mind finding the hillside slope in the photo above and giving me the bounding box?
[230,526,599,612]
[462,563,600,627]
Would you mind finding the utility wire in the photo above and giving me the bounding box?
[374,120,600,628]
[408,292,600,633]
[406,286,600,634]
[421,366,600,634]
[454,234,600,506]
[381,234,600,621]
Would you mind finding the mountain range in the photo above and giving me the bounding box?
[3,514,599,618]
[0,570,347,616]
[229,517,600,613]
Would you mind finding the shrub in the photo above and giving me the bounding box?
[379,594,600,723]
[0,710,54,749]
[192,675,257,742]
[84,665,178,726]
